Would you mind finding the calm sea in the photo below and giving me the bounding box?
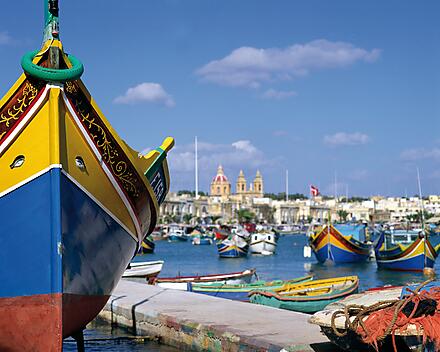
[65,234,437,350]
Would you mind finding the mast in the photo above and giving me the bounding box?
[195,136,199,199]
[285,169,289,202]
[44,0,60,68]
[417,168,428,269]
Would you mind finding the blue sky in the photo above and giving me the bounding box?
[1,1,439,196]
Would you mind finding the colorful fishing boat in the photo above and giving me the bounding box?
[192,235,213,245]
[249,276,359,313]
[0,2,172,350]
[152,269,256,290]
[374,229,440,271]
[138,235,155,254]
[217,234,249,258]
[309,223,371,263]
[123,260,164,279]
[188,275,313,301]
[249,232,277,255]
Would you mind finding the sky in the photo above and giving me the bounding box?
[1,1,439,197]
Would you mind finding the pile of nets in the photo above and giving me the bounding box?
[331,280,440,351]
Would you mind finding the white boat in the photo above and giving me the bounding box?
[152,268,256,290]
[122,260,164,278]
[249,232,277,255]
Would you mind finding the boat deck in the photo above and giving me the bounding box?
[98,279,340,351]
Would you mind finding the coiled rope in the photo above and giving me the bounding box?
[330,279,439,351]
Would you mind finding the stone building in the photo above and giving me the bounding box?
[210,165,231,197]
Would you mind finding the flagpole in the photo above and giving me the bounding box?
[286,169,289,202]
[195,136,199,199]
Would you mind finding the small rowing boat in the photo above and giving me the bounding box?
[151,268,256,290]
[249,232,277,255]
[188,275,313,301]
[249,276,359,313]
[123,261,164,279]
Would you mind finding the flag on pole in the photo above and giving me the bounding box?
[310,185,319,197]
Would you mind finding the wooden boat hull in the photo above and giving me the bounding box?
[188,276,313,302]
[310,225,370,263]
[249,233,277,255]
[0,168,137,350]
[374,232,438,271]
[249,276,359,314]
[168,234,188,242]
[0,42,172,349]
[154,269,256,290]
[123,261,164,278]
[216,243,249,258]
[139,238,155,254]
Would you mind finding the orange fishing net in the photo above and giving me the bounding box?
[357,287,440,351]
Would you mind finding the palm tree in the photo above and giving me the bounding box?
[337,210,349,222]
[235,209,255,223]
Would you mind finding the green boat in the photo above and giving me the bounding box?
[248,276,359,313]
[188,275,313,301]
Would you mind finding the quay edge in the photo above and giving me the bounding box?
[98,279,337,352]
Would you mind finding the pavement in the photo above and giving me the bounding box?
[98,279,341,352]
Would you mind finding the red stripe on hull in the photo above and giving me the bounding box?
[0,294,62,352]
[0,293,110,351]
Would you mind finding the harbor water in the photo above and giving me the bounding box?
[67,234,437,351]
[139,234,435,291]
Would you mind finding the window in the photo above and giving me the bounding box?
[217,187,220,194]
[242,185,245,191]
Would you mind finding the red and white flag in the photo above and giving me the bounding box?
[310,185,319,197]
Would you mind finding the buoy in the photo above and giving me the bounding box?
[423,267,436,277]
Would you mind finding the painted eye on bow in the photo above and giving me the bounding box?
[75,156,86,170]
[10,155,25,169]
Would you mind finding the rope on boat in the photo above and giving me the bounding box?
[21,49,84,82]
[330,279,440,351]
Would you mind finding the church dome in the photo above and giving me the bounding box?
[212,165,229,183]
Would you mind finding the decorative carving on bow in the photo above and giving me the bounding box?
[0,81,40,141]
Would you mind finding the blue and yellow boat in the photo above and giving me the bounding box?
[139,235,156,254]
[374,229,440,271]
[0,1,172,350]
[309,223,371,263]
[217,235,249,258]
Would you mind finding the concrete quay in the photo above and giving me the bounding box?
[98,279,340,352]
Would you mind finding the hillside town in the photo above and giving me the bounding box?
[160,165,440,225]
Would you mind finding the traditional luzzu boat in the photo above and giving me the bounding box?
[0,1,173,350]
[374,228,440,271]
[308,223,371,263]
[248,276,359,314]
[188,275,313,302]
[216,234,249,258]
[249,232,277,255]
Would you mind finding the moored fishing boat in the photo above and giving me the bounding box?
[249,232,277,255]
[217,234,249,258]
[374,228,440,271]
[123,261,164,279]
[138,235,155,254]
[151,268,256,290]
[309,223,371,263]
[188,275,313,301]
[249,276,359,313]
[0,2,173,350]
[192,235,213,245]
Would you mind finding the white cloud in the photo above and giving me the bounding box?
[324,132,370,146]
[0,31,13,45]
[196,39,380,88]
[167,139,277,190]
[262,89,297,100]
[114,82,175,107]
[400,148,440,161]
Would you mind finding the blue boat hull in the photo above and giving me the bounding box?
[168,234,188,242]
[314,243,370,263]
[0,168,137,341]
[216,242,248,258]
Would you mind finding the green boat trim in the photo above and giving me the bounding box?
[191,275,313,293]
[248,276,359,313]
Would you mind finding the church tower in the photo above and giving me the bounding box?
[253,170,264,197]
[210,165,231,196]
[236,170,247,194]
